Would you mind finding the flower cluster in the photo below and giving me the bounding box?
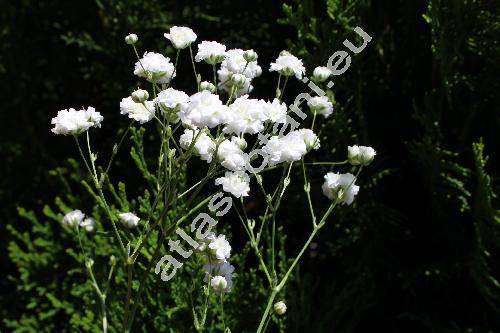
[199,233,235,293]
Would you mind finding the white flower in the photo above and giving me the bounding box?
[51,107,102,135]
[217,138,246,171]
[62,209,85,227]
[215,171,250,198]
[294,129,320,150]
[118,212,140,229]
[131,89,149,103]
[312,66,332,82]
[243,49,258,62]
[120,96,155,124]
[262,131,308,166]
[307,96,333,118]
[179,91,229,128]
[224,95,267,135]
[210,276,229,293]
[263,98,287,123]
[164,26,197,49]
[208,234,232,261]
[195,41,226,64]
[179,128,216,162]
[154,88,189,112]
[200,81,217,93]
[269,51,306,79]
[231,136,247,150]
[321,172,360,205]
[80,218,96,233]
[223,49,262,79]
[134,52,175,84]
[125,33,138,45]
[204,260,234,293]
[230,73,247,88]
[218,67,253,96]
[348,145,376,166]
[274,301,287,315]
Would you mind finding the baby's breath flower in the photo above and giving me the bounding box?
[125,33,138,45]
[134,52,175,84]
[164,26,197,49]
[321,172,359,205]
[179,128,216,162]
[195,41,226,64]
[51,107,102,135]
[210,276,229,293]
[80,217,96,233]
[243,49,258,62]
[118,212,140,229]
[312,66,332,82]
[348,145,376,166]
[200,81,217,93]
[215,171,250,198]
[119,96,155,124]
[270,51,306,79]
[62,209,85,228]
[179,91,229,128]
[131,89,149,103]
[274,301,287,315]
[307,96,333,118]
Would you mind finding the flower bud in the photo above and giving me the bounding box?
[125,33,138,45]
[230,73,247,88]
[312,66,332,82]
[243,49,258,62]
[210,276,228,293]
[131,89,149,103]
[109,255,116,266]
[85,258,95,269]
[200,81,217,93]
[231,136,247,150]
[274,301,287,315]
[347,145,376,166]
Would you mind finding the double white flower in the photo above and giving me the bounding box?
[164,26,197,49]
[270,51,306,79]
[321,172,360,205]
[134,52,175,84]
[51,107,103,135]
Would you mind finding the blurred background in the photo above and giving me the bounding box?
[1,0,499,332]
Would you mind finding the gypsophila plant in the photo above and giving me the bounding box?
[48,25,375,332]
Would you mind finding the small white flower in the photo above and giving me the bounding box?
[80,218,96,233]
[210,275,229,293]
[270,51,306,79]
[312,66,332,82]
[224,95,267,135]
[307,96,333,118]
[179,128,216,162]
[204,261,234,293]
[294,129,320,151]
[218,67,253,96]
[208,234,232,262]
[125,33,138,45]
[263,98,287,124]
[62,209,85,228]
[348,145,376,166]
[321,172,360,205]
[120,96,155,124]
[200,81,217,93]
[195,41,226,64]
[231,136,247,150]
[243,49,258,62]
[223,49,262,79]
[154,88,189,112]
[217,139,246,171]
[131,89,149,103]
[274,301,287,315]
[179,91,229,128]
[134,52,175,84]
[164,26,197,49]
[230,73,247,88]
[118,212,140,229]
[262,131,308,166]
[215,171,250,198]
[51,107,102,135]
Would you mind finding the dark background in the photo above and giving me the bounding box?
[1,0,499,331]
